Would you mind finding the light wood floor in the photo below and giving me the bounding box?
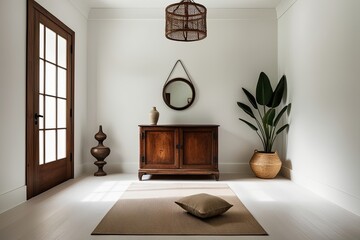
[0,173,359,240]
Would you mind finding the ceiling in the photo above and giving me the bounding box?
[72,0,284,9]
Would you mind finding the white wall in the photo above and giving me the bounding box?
[0,0,27,215]
[85,9,278,175]
[278,0,360,215]
[0,0,88,214]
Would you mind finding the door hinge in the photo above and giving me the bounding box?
[70,108,72,118]
[70,153,73,162]
[176,144,182,149]
[141,132,145,139]
[70,44,73,54]
[141,156,145,163]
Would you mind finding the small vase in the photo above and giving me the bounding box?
[149,107,159,125]
[90,125,111,176]
[249,150,282,179]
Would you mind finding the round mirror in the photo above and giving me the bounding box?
[163,78,195,110]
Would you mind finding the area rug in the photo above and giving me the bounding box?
[92,182,267,236]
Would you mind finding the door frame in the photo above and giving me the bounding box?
[26,0,75,199]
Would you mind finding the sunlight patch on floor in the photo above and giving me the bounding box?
[81,181,130,202]
[231,182,276,202]
[249,189,275,202]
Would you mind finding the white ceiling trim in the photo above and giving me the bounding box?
[88,8,277,20]
[68,0,90,18]
[276,0,297,19]
[69,0,284,19]
[84,0,283,9]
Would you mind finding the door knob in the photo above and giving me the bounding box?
[34,113,43,125]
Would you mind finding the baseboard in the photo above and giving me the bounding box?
[82,162,252,175]
[0,186,27,214]
[219,163,253,175]
[82,162,138,175]
[281,166,360,216]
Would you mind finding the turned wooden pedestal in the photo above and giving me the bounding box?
[91,125,110,176]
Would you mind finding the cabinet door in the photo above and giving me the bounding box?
[181,127,218,169]
[140,127,179,169]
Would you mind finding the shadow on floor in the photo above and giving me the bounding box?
[139,173,285,182]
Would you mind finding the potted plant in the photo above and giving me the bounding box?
[237,72,291,178]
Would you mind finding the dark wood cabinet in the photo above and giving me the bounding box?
[138,125,219,180]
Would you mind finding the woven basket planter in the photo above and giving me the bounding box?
[249,151,282,179]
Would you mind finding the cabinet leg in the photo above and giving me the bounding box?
[214,173,220,181]
[138,172,144,181]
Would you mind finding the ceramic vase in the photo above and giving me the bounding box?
[149,107,159,125]
[90,125,111,176]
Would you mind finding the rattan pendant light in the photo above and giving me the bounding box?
[165,0,207,42]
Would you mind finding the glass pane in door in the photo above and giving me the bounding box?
[45,130,56,163]
[39,60,44,94]
[39,24,44,59]
[57,99,66,128]
[39,95,44,129]
[45,27,56,63]
[57,36,67,68]
[57,129,66,159]
[45,96,56,129]
[45,62,56,96]
[39,130,44,165]
[57,68,67,98]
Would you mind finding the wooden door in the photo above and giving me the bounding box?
[140,127,179,169]
[26,0,75,199]
[181,127,218,169]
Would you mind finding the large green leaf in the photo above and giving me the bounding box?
[237,102,255,118]
[256,72,273,105]
[242,88,258,109]
[263,108,275,126]
[264,124,271,141]
[276,124,289,135]
[268,75,286,108]
[287,103,292,115]
[239,118,258,131]
[274,105,288,126]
